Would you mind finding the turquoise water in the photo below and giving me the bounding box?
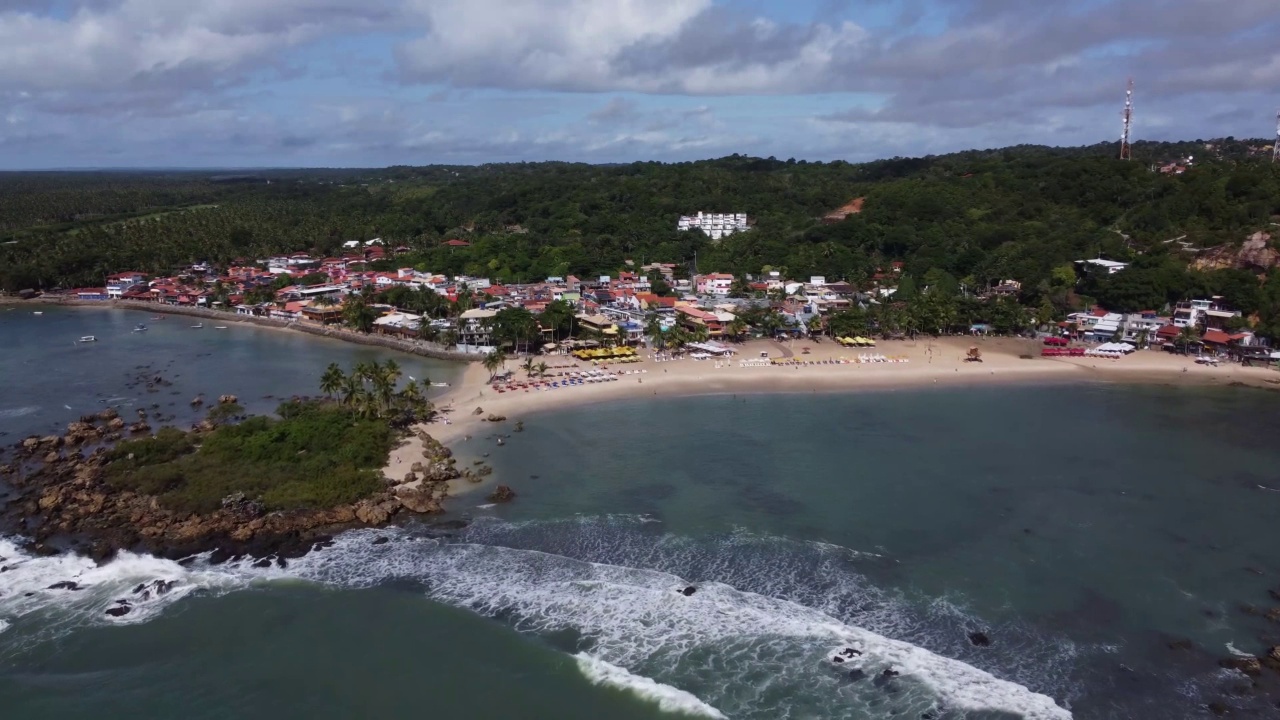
[0,306,459,439]
[5,311,1280,718]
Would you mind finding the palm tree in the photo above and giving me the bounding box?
[440,328,459,349]
[725,317,749,342]
[343,295,376,333]
[644,313,665,349]
[535,361,549,378]
[522,356,537,378]
[690,323,711,344]
[339,373,364,409]
[1176,326,1200,355]
[319,363,345,397]
[482,349,506,380]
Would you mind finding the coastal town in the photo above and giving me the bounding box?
[26,234,1278,369]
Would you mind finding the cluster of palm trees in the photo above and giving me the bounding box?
[319,359,432,424]
[481,349,508,380]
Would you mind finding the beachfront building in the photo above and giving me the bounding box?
[677,212,749,240]
[457,308,498,354]
[106,272,147,299]
[1173,298,1242,330]
[373,312,421,338]
[677,307,727,337]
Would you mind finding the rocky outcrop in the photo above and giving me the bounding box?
[396,486,443,514]
[1219,656,1262,676]
[2,415,461,565]
[487,485,516,503]
[218,394,239,405]
[1193,231,1280,273]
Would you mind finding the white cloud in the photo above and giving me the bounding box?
[394,0,868,94]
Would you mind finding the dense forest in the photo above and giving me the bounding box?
[3,139,1279,333]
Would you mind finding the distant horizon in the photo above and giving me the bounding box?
[0,134,1270,174]
[3,1,1278,169]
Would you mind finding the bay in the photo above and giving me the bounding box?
[5,310,1280,718]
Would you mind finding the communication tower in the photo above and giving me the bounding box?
[1119,79,1134,161]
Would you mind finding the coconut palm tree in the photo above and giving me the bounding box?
[535,361,549,378]
[319,363,345,398]
[644,313,665,349]
[343,295,376,333]
[1176,326,1200,355]
[482,349,506,380]
[522,356,537,378]
[690,323,711,344]
[726,317,749,342]
[339,373,364,409]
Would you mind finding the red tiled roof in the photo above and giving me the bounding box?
[444,239,471,247]
[1201,329,1232,345]
[1156,324,1180,338]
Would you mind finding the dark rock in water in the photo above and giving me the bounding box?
[839,647,861,658]
[530,475,540,480]
[832,655,845,664]
[1207,700,1230,716]
[968,631,991,647]
[251,557,273,569]
[105,603,132,617]
[847,669,867,681]
[177,556,196,567]
[312,539,335,552]
[372,536,390,545]
[680,586,697,597]
[1220,656,1263,676]
[488,485,516,503]
[1167,638,1194,651]
[1270,588,1280,602]
[275,556,287,568]
[132,583,146,595]
[47,581,81,591]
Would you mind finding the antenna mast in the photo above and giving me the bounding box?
[1119,79,1133,161]
[1273,111,1280,163]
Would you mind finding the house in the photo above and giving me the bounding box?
[1173,298,1240,329]
[457,308,498,352]
[106,272,146,299]
[1076,258,1129,275]
[75,288,109,301]
[677,307,725,337]
[301,305,344,324]
[373,312,421,337]
[271,301,308,320]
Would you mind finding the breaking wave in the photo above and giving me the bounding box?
[0,520,1075,719]
[574,653,727,719]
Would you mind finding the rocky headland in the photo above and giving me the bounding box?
[0,409,472,565]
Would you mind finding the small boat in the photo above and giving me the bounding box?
[133,324,148,332]
[430,382,450,387]
[190,323,204,329]
[32,311,43,316]
[214,326,228,330]
[150,316,163,321]
[79,336,97,343]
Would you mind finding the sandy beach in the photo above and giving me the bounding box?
[384,336,1280,492]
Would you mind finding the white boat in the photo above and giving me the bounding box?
[133,323,148,332]
[79,335,97,343]
[430,382,450,387]
[214,326,228,329]
[32,311,43,315]
[191,323,204,329]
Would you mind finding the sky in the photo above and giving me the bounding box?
[1,0,1278,169]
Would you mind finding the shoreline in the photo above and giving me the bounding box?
[1,296,476,364]
[395,336,1280,498]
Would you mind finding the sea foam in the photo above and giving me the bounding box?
[574,653,727,719]
[0,526,1073,719]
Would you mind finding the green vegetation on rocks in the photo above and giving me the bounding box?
[104,401,396,515]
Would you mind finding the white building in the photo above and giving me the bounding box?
[1076,258,1129,275]
[677,212,750,240]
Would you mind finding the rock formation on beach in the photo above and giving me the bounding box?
[0,410,459,564]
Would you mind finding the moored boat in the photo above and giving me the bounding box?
[78,335,96,343]
[191,323,204,329]
[133,323,148,332]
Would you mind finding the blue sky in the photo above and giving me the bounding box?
[1,0,1277,168]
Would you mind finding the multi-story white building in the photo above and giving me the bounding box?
[695,273,735,297]
[677,212,749,240]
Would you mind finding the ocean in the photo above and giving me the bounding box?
[4,306,1280,719]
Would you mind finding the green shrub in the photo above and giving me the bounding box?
[105,401,397,514]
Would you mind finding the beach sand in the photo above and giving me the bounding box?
[384,336,1280,494]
